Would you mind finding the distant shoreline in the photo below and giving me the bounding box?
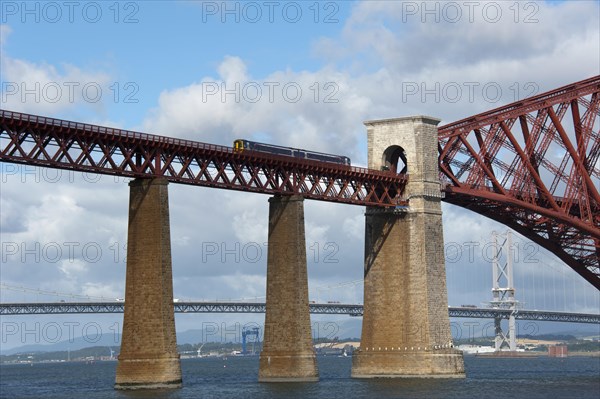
[3,351,600,365]
[461,351,600,358]
[568,351,600,357]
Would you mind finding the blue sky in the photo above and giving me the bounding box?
[1,1,599,349]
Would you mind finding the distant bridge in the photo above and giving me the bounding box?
[1,302,598,324]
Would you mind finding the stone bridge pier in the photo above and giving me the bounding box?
[352,117,465,378]
[115,178,182,389]
[259,195,319,382]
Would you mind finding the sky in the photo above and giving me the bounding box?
[1,0,599,350]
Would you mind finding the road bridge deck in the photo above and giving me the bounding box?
[1,302,598,324]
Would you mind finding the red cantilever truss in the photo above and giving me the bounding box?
[1,78,598,288]
[438,76,600,289]
[0,110,406,207]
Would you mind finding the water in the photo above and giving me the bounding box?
[1,356,599,399]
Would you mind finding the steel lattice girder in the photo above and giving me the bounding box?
[0,110,406,207]
[1,302,598,324]
[439,76,600,289]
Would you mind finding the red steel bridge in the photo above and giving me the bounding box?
[1,76,599,288]
[439,76,599,289]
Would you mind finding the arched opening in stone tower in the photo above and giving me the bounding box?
[382,145,407,174]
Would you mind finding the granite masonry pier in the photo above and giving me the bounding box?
[115,178,182,389]
[259,195,319,382]
[352,117,465,378]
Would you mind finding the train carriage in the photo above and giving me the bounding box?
[234,139,351,166]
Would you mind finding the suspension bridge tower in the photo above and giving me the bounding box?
[490,231,519,352]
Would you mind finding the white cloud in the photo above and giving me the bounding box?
[1,57,113,115]
[230,195,268,244]
[0,25,114,116]
[81,282,122,300]
[0,24,11,46]
[342,213,364,242]
[316,1,599,72]
[313,0,600,124]
[217,55,249,84]
[141,57,366,163]
[58,258,88,280]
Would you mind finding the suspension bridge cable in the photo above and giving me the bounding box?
[0,283,115,301]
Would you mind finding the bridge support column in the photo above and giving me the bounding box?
[259,195,319,382]
[115,178,182,390]
[352,116,465,378]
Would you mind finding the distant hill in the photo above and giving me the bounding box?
[1,333,122,355]
[1,346,117,362]
[2,318,597,355]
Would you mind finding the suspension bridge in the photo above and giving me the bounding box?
[1,301,598,324]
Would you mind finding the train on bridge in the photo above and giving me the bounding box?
[233,139,351,166]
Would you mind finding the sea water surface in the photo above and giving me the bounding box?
[1,356,599,399]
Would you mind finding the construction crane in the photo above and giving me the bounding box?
[241,327,260,355]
